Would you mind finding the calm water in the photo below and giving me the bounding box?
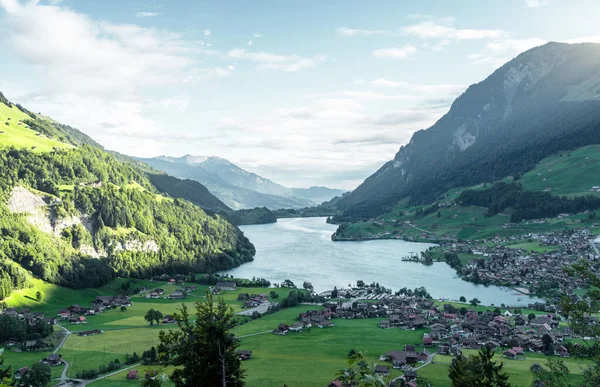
[223,217,542,306]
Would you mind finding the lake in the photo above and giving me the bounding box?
[223,217,543,306]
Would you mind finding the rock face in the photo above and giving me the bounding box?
[6,186,159,257]
[333,42,600,221]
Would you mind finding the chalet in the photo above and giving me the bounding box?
[14,366,29,380]
[127,369,139,380]
[154,288,164,295]
[149,292,159,299]
[403,369,417,381]
[317,320,335,328]
[289,322,304,332]
[58,309,71,319]
[379,319,390,329]
[423,337,434,347]
[69,316,87,324]
[78,329,103,337]
[503,349,518,359]
[25,340,41,351]
[273,323,289,335]
[163,315,176,324]
[41,354,63,366]
[381,350,419,368]
[215,282,237,291]
[374,365,389,375]
[168,291,185,300]
[236,350,253,361]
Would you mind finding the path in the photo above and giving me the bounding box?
[236,302,276,316]
[238,330,273,338]
[390,352,435,384]
[408,223,434,235]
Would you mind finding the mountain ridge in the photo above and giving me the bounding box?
[332,42,600,222]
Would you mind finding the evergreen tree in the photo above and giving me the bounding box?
[448,346,510,387]
[158,291,244,387]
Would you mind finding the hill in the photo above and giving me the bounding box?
[138,155,342,209]
[332,42,600,223]
[0,93,255,300]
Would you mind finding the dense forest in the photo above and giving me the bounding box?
[457,182,600,222]
[0,96,255,297]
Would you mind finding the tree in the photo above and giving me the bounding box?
[344,292,352,300]
[334,352,389,387]
[120,306,127,312]
[158,291,243,387]
[281,279,296,288]
[19,363,51,387]
[331,286,338,299]
[145,309,162,326]
[542,333,554,354]
[528,313,536,321]
[448,346,510,386]
[35,290,44,302]
[459,296,466,303]
[534,358,572,387]
[0,356,12,387]
[469,298,481,307]
[269,290,279,300]
[302,281,314,292]
[356,280,365,288]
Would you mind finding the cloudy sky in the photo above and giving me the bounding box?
[0,0,598,190]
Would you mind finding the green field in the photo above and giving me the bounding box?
[419,351,591,386]
[0,102,73,152]
[520,144,600,197]
[506,240,559,253]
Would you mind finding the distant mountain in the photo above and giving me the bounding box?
[332,42,600,222]
[138,155,342,209]
[290,186,345,203]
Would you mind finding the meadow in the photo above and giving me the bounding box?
[0,102,72,152]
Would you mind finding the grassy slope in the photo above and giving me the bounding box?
[520,144,600,197]
[338,146,600,241]
[419,351,591,387]
[0,102,73,152]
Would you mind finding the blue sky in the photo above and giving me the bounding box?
[0,0,599,189]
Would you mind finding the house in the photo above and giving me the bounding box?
[379,319,390,329]
[58,309,71,319]
[14,366,29,380]
[274,323,289,335]
[289,322,304,332]
[163,315,176,324]
[25,340,41,351]
[374,365,389,375]
[69,316,86,324]
[127,369,139,380]
[236,350,253,360]
[149,291,159,299]
[41,354,63,366]
[423,337,434,347]
[168,291,185,300]
[78,329,103,337]
[154,288,164,295]
[403,369,417,381]
[317,320,335,328]
[503,349,518,359]
[215,282,237,291]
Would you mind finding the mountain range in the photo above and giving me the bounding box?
[331,42,600,222]
[138,155,345,210]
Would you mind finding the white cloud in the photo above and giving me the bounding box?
[135,12,160,18]
[227,64,235,71]
[204,29,211,36]
[524,0,549,8]
[370,78,465,94]
[562,36,600,44]
[247,40,252,46]
[402,19,507,41]
[372,45,417,59]
[336,27,390,37]
[253,33,262,38]
[468,37,547,65]
[227,48,326,71]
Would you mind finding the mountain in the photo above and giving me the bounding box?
[138,155,341,209]
[332,42,600,222]
[289,186,345,204]
[0,92,255,297]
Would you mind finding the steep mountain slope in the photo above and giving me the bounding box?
[333,42,600,222]
[138,155,321,209]
[0,93,254,297]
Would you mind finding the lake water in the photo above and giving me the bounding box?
[223,217,543,306]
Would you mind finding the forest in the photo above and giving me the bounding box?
[0,103,255,297]
[457,182,600,222]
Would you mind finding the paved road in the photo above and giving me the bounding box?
[238,330,273,338]
[236,302,276,316]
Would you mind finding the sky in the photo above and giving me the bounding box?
[0,0,599,190]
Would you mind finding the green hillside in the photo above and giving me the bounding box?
[0,92,254,300]
[520,144,600,197]
[0,101,73,152]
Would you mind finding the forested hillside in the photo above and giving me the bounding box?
[332,42,600,222]
[0,93,255,298]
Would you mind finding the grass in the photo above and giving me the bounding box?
[0,102,73,152]
[520,144,600,197]
[238,318,429,387]
[506,240,560,253]
[88,366,176,386]
[419,351,591,386]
